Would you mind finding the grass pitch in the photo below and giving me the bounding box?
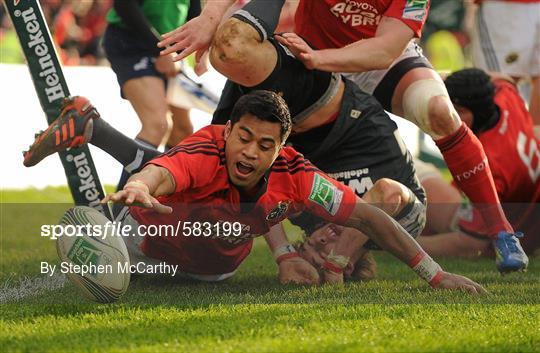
[1,187,539,352]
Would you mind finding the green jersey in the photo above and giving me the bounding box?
[107,0,190,35]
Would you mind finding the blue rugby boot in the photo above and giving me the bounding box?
[494,231,529,273]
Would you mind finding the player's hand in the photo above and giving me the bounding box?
[155,54,178,78]
[432,271,487,294]
[275,32,320,70]
[101,182,172,214]
[278,257,320,285]
[322,269,344,284]
[158,14,218,63]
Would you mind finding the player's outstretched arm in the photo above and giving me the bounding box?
[157,0,236,63]
[344,198,487,294]
[275,17,413,73]
[101,165,174,214]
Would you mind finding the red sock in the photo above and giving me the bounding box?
[435,123,513,237]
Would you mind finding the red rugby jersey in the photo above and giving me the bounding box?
[294,0,430,49]
[129,125,357,274]
[458,80,540,250]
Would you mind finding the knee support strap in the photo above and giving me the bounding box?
[402,79,450,138]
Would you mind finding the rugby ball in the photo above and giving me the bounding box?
[56,206,130,303]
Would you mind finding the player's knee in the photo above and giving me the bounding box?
[402,79,461,139]
[140,117,170,142]
[371,178,407,215]
[427,95,461,137]
[168,124,193,146]
[210,18,254,68]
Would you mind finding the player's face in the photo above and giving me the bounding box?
[224,114,282,191]
[454,104,474,129]
[298,223,343,267]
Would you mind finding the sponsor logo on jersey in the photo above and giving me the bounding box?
[266,200,292,221]
[308,174,343,216]
[328,168,374,196]
[403,0,428,22]
[455,158,488,182]
[330,1,382,27]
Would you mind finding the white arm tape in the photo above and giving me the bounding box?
[411,253,443,283]
[273,244,297,260]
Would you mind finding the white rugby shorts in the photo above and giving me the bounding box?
[472,0,540,77]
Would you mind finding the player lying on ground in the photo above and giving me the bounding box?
[290,178,417,283]
[414,68,539,260]
[294,68,538,275]
[172,0,427,284]
[23,91,484,292]
[158,0,528,273]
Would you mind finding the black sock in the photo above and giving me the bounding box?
[90,118,161,173]
[89,118,162,217]
[233,0,285,41]
[115,137,159,192]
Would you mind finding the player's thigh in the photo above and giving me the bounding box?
[123,76,168,124]
[169,105,192,131]
[343,40,430,112]
[167,105,194,146]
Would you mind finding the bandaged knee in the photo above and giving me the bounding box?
[232,0,285,40]
[402,79,450,138]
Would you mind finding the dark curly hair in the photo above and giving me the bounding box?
[231,90,292,143]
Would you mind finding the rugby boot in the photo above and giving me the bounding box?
[494,231,529,273]
[23,96,99,167]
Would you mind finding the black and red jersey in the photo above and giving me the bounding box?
[129,125,357,274]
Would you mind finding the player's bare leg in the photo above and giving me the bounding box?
[166,105,193,148]
[392,67,528,273]
[123,76,170,147]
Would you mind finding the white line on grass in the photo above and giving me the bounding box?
[0,273,67,304]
